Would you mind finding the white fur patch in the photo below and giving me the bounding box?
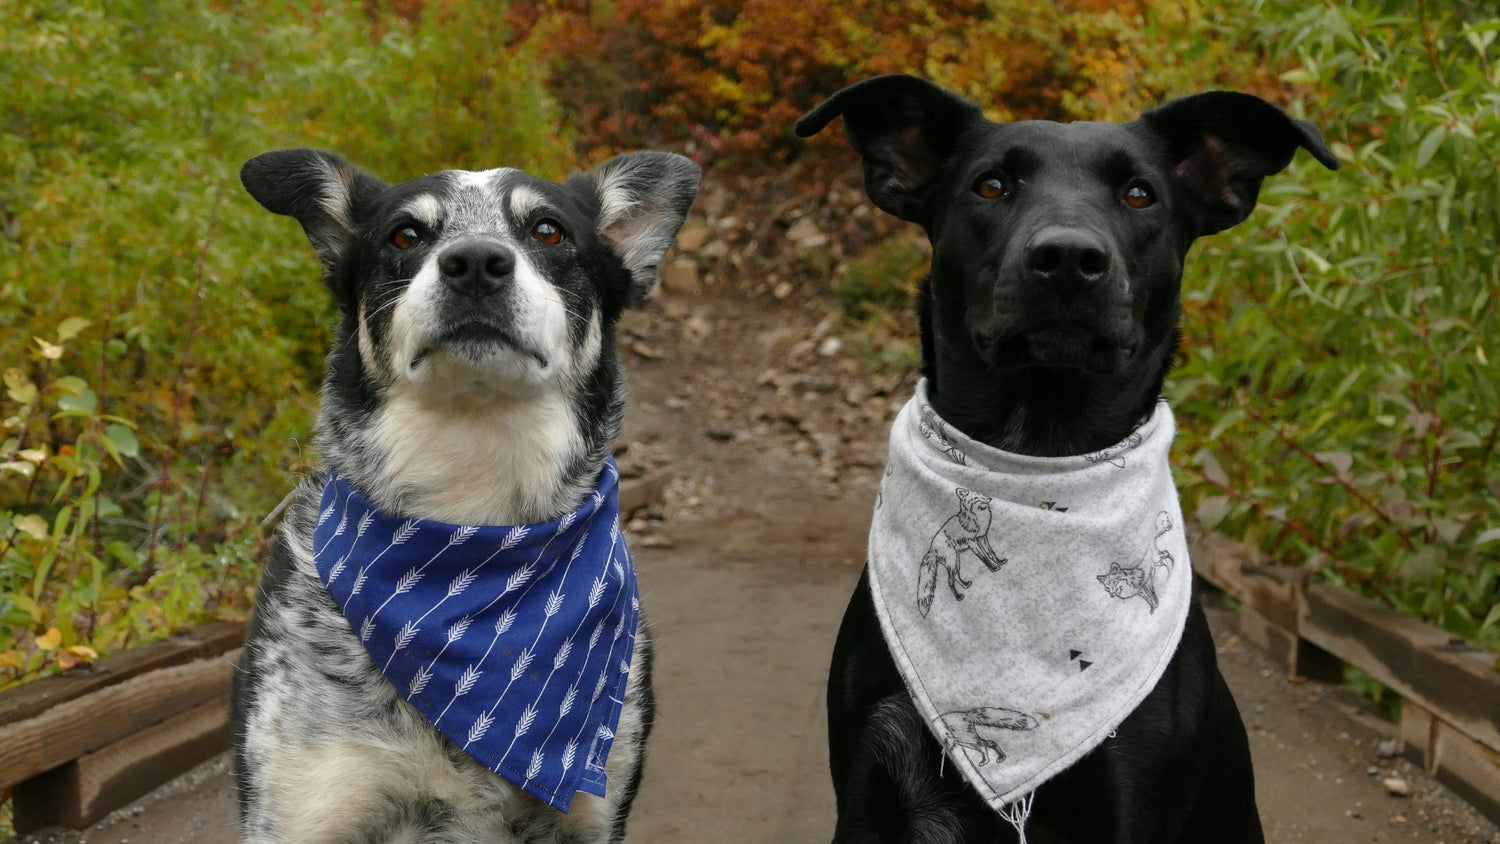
[454,168,517,192]
[400,194,443,229]
[311,155,355,234]
[364,380,584,525]
[509,185,547,222]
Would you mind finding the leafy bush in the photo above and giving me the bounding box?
[1169,0,1499,647]
[833,235,930,374]
[0,0,573,688]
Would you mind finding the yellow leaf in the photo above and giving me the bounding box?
[35,627,62,650]
[12,514,48,540]
[6,382,38,404]
[17,447,48,464]
[65,645,99,661]
[33,337,64,361]
[0,651,23,670]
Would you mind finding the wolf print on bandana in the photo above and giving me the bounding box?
[314,459,639,812]
[1083,432,1143,468]
[1097,510,1176,612]
[917,488,1007,616]
[937,706,1040,767]
[919,403,968,465]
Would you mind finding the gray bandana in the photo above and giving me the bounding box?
[869,380,1191,813]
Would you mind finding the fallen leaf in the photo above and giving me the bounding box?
[35,627,62,650]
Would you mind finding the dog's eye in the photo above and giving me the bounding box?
[1124,183,1156,209]
[390,225,422,249]
[974,176,1010,200]
[531,219,565,246]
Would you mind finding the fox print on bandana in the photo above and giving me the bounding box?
[314,459,638,812]
[869,381,1192,811]
[917,488,1007,616]
[1097,510,1178,613]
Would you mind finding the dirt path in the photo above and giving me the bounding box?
[11,294,1497,843]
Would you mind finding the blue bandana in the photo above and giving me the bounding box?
[312,459,640,812]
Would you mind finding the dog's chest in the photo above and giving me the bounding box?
[238,517,632,844]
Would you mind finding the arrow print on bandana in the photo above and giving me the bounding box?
[1069,649,1093,672]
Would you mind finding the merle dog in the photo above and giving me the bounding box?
[231,149,697,843]
[797,75,1337,843]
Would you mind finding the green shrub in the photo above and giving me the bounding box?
[1169,0,1499,647]
[0,0,572,687]
[832,236,929,374]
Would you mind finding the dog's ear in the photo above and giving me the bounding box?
[796,74,984,223]
[1138,91,1339,236]
[567,151,701,305]
[240,149,388,269]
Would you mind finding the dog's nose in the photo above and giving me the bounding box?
[1025,227,1111,288]
[438,241,515,298]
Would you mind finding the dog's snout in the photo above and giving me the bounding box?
[1025,227,1111,287]
[438,241,516,298]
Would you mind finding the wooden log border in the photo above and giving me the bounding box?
[0,471,673,832]
[1189,527,1500,824]
[0,624,244,833]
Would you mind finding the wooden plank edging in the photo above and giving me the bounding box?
[1188,525,1500,824]
[0,648,240,791]
[0,622,244,727]
[11,696,232,832]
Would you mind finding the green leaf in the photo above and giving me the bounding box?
[12,515,48,540]
[1415,125,1446,168]
[1196,496,1233,531]
[104,424,140,459]
[55,317,92,342]
[51,376,89,395]
[56,389,98,414]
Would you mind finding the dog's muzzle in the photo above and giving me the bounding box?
[982,226,1137,372]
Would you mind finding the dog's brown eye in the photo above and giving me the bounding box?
[531,220,565,246]
[1124,183,1156,209]
[975,176,1009,199]
[391,225,422,249]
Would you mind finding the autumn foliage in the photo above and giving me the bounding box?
[507,0,1283,160]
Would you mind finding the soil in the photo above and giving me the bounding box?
[9,292,1497,844]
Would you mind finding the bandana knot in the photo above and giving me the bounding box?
[313,459,639,812]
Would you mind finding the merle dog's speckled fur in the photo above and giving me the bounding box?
[798,75,1337,843]
[231,149,697,844]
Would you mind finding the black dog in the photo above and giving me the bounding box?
[798,75,1337,843]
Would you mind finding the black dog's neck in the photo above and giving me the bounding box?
[919,284,1173,458]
